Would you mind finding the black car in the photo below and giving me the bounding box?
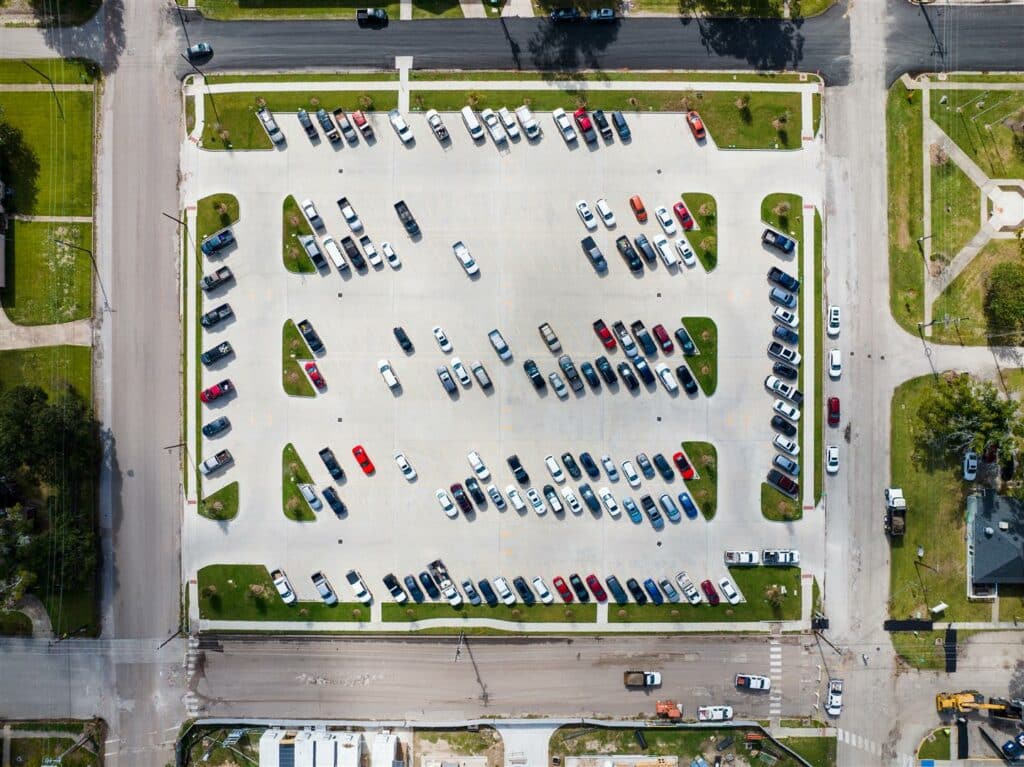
[393,326,414,353]
[767,266,800,292]
[632,356,655,386]
[579,482,601,512]
[592,109,614,139]
[549,6,581,19]
[580,236,608,273]
[579,452,600,480]
[569,573,590,602]
[319,447,345,481]
[523,359,546,389]
[201,416,230,438]
[477,579,499,606]
[652,453,674,481]
[200,303,233,328]
[383,573,406,602]
[394,200,420,236]
[558,355,584,392]
[341,236,367,271]
[507,454,530,485]
[636,453,655,479]
[615,236,643,273]
[595,356,617,385]
[404,574,425,603]
[606,575,629,605]
[466,477,486,506]
[674,327,697,355]
[773,325,800,345]
[297,108,318,141]
[634,234,656,264]
[618,362,639,391]
[771,414,798,437]
[773,361,799,381]
[611,110,631,139]
[767,468,800,498]
[630,321,658,356]
[580,361,600,389]
[513,576,536,605]
[561,452,582,480]
[323,487,347,517]
[451,483,472,513]
[640,494,664,529]
[626,577,648,605]
[676,364,698,395]
[419,571,441,599]
[200,341,234,366]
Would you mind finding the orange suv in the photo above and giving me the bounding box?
[629,195,647,222]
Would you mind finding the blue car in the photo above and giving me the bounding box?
[404,575,425,603]
[605,575,629,605]
[202,416,230,437]
[640,494,664,530]
[678,492,699,519]
[579,452,601,480]
[659,493,681,522]
[643,578,664,605]
[623,496,642,523]
[462,579,482,606]
[477,578,498,606]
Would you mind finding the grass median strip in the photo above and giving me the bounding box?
[282,319,316,397]
[410,71,818,84]
[887,81,925,334]
[814,208,823,504]
[681,316,717,396]
[0,58,99,84]
[413,0,465,16]
[196,192,240,241]
[682,192,717,271]
[1,220,93,325]
[382,602,598,623]
[198,564,365,620]
[193,0,400,20]
[282,442,316,522]
[282,195,316,274]
[206,73,399,84]
[200,481,239,521]
[682,441,717,520]
[761,483,801,521]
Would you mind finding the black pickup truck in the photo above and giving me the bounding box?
[316,109,340,142]
[296,108,318,141]
[199,266,233,291]
[393,200,420,236]
[356,7,388,25]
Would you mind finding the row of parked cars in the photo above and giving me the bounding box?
[577,197,702,274]
[256,105,376,149]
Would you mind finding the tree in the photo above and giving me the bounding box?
[764,584,784,608]
[917,373,1024,461]
[984,262,1024,343]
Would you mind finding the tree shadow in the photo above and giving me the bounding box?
[27,0,102,26]
[0,123,40,215]
[41,0,126,75]
[526,18,623,76]
[686,15,806,73]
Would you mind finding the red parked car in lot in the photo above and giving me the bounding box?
[673,451,695,480]
[828,396,840,426]
[200,379,233,403]
[586,573,608,603]
[352,445,376,475]
[700,579,720,605]
[592,319,617,350]
[672,201,695,230]
[652,324,673,353]
[553,576,573,602]
[686,111,706,141]
[304,362,326,389]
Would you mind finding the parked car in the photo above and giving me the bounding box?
[388,108,413,143]
[963,451,979,481]
[404,575,425,603]
[352,444,375,475]
[606,575,629,605]
[686,110,706,140]
[626,578,648,605]
[827,305,841,337]
[828,396,841,426]
[311,571,338,605]
[552,108,577,143]
[700,579,720,605]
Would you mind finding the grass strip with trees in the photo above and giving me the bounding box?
[814,209,824,504]
[282,320,316,397]
[887,81,925,334]
[680,317,717,396]
[190,0,400,20]
[282,195,316,274]
[282,443,317,521]
[409,71,819,84]
[682,441,717,520]
[682,193,717,271]
[198,564,364,621]
[382,602,598,623]
[200,481,239,521]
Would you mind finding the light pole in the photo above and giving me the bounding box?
[51,237,111,313]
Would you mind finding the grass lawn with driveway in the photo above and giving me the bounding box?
[929,159,980,267]
[682,441,717,520]
[198,564,363,620]
[681,316,717,396]
[382,602,598,623]
[682,192,717,271]
[0,59,99,85]
[930,238,1017,347]
[887,81,925,334]
[282,195,316,274]
[890,630,949,671]
[931,89,1024,179]
[196,193,240,242]
[191,0,400,20]
[761,483,800,521]
[0,345,91,400]
[200,481,239,521]
[1,220,93,325]
[282,319,316,397]
[202,91,398,150]
[282,442,316,522]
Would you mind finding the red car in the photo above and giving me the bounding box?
[828,396,840,427]
[304,362,326,389]
[629,195,647,223]
[700,579,720,605]
[586,573,608,603]
[553,576,573,603]
[686,111,706,141]
[673,451,695,480]
[352,445,375,475]
[652,324,673,353]
[672,201,694,230]
[200,379,233,403]
[592,319,617,350]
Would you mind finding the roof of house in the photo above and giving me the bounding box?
[971,491,1024,585]
[259,730,362,767]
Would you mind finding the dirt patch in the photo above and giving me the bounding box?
[415,729,504,767]
[929,143,949,166]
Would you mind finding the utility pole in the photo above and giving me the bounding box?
[52,237,111,312]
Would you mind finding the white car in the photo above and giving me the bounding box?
[552,107,577,143]
[674,237,696,267]
[271,569,297,605]
[381,241,400,269]
[718,577,741,604]
[337,198,362,232]
[506,486,527,511]
[595,198,616,227]
[576,200,597,230]
[388,108,413,143]
[825,445,840,474]
[480,108,508,144]
[828,349,842,379]
[545,455,565,483]
[299,483,322,511]
[773,399,801,421]
[467,450,490,480]
[549,372,569,399]
[394,451,416,481]
[544,487,564,514]
[378,359,400,390]
[675,571,702,605]
[656,362,679,393]
[773,307,798,328]
[493,576,517,605]
[526,487,547,516]
[735,674,772,691]
[697,705,734,722]
[360,235,382,267]
[346,569,372,605]
[311,571,338,606]
[561,486,582,513]
[622,460,640,488]
[322,237,349,272]
[452,240,479,276]
[774,435,800,456]
[963,451,979,481]
[497,107,520,139]
[654,206,677,235]
[486,483,506,510]
[452,357,472,387]
[598,487,620,517]
[436,489,457,518]
[299,198,323,230]
[825,678,844,716]
[432,325,453,352]
[532,576,554,604]
[827,305,841,337]
[515,104,540,139]
[600,455,619,481]
[653,234,679,268]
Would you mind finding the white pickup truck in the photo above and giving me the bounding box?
[271,569,297,605]
[697,705,734,722]
[724,550,759,566]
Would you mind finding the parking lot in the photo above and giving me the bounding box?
[182,96,825,611]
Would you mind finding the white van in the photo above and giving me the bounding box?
[461,106,484,140]
[322,236,349,272]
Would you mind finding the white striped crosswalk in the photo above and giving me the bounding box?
[835,728,916,766]
[768,640,783,716]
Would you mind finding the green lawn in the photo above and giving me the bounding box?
[0,345,91,399]
[193,0,400,19]
[931,89,1024,179]
[887,81,925,334]
[410,91,802,150]
[1,220,93,325]
[198,564,364,621]
[416,730,500,756]
[9,737,99,767]
[608,567,801,622]
[0,610,33,635]
[761,192,803,240]
[282,319,316,397]
[930,238,1017,346]
[779,736,837,767]
[196,193,240,242]
[681,441,717,520]
[382,602,598,623]
[200,481,239,521]
[917,728,950,760]
[930,159,980,266]
[44,586,98,638]
[0,90,94,216]
[206,73,399,84]
[682,193,717,271]
[762,482,800,521]
[410,71,818,84]
[282,195,316,274]
[889,375,992,621]
[890,631,948,670]
[413,0,465,16]
[186,94,196,135]
[0,59,99,85]
[282,442,316,522]
[814,209,823,504]
[681,316,717,396]
[202,91,398,150]
[811,91,821,137]
[998,583,1024,621]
